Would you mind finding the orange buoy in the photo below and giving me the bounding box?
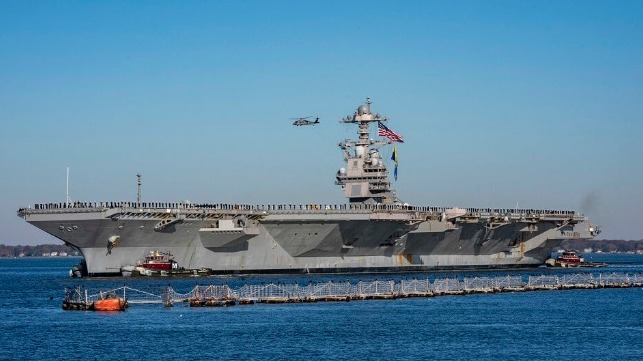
[93,297,128,311]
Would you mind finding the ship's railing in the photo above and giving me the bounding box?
[22,200,580,219]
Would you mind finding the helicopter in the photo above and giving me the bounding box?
[291,116,320,126]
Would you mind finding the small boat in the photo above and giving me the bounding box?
[69,259,87,278]
[138,250,178,271]
[92,291,128,311]
[555,250,584,267]
[120,265,135,277]
[545,250,607,268]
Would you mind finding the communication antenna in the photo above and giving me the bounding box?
[66,167,72,206]
[137,173,142,204]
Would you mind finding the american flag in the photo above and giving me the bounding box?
[377,121,404,143]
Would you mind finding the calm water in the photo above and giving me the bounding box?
[1,255,642,360]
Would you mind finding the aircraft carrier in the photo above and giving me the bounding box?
[17,99,600,276]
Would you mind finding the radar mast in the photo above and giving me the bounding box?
[336,98,397,204]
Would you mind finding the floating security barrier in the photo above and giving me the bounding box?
[63,272,643,309]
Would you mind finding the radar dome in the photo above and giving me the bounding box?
[358,104,370,115]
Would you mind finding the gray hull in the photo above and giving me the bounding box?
[20,203,597,276]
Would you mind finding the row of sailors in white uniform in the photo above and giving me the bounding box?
[27,202,577,216]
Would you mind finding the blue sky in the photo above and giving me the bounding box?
[1,0,642,245]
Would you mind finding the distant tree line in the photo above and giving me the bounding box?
[561,239,643,253]
[0,244,81,258]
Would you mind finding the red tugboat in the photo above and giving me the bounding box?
[554,250,584,267]
[138,250,178,271]
[545,250,606,268]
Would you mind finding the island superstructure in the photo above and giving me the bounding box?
[17,99,599,276]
